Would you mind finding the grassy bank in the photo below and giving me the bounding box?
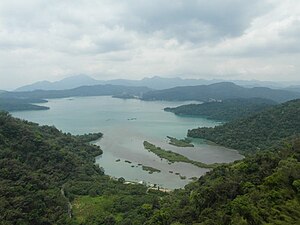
[167,136,194,147]
[142,165,161,174]
[143,141,218,169]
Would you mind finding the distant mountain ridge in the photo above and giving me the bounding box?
[284,85,300,93]
[15,75,102,92]
[3,84,151,100]
[142,82,300,103]
[15,75,293,91]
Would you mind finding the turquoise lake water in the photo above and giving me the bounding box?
[12,96,243,189]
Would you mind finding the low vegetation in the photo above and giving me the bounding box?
[142,165,161,174]
[143,141,217,169]
[167,136,194,147]
[142,137,300,225]
[75,132,103,143]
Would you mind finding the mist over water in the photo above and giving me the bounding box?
[12,96,243,189]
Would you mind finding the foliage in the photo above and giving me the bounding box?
[143,138,300,225]
[167,136,194,147]
[188,99,300,154]
[0,112,160,224]
[75,132,103,143]
[165,98,276,121]
[0,111,105,224]
[142,165,161,174]
[143,141,217,169]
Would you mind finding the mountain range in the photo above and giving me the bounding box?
[2,84,151,100]
[15,75,291,92]
[15,75,101,92]
[142,82,300,103]
[284,85,300,93]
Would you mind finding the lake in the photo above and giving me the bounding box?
[12,96,243,189]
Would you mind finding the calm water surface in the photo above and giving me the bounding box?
[12,96,243,189]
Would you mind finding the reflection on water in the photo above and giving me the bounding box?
[12,96,243,189]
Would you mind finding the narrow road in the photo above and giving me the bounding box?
[61,184,72,218]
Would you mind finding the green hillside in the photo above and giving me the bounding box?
[165,98,276,121]
[0,112,160,224]
[143,138,300,225]
[188,99,300,154]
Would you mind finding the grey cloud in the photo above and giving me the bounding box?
[0,0,299,89]
[121,0,272,43]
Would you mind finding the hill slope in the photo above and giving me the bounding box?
[188,99,300,154]
[143,138,300,225]
[0,112,160,224]
[0,112,104,224]
[0,98,49,111]
[142,82,300,103]
[2,84,151,100]
[165,98,277,121]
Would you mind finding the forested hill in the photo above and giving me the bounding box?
[188,99,300,154]
[0,112,161,224]
[0,111,103,223]
[142,82,300,103]
[165,98,277,121]
[0,97,49,111]
[144,137,300,224]
[0,84,152,99]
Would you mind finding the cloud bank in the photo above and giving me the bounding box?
[0,0,299,89]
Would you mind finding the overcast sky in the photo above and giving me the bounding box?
[0,0,300,89]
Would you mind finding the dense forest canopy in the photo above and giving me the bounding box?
[188,99,300,154]
[165,98,277,121]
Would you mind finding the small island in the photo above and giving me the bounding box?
[167,136,194,147]
[142,165,161,174]
[143,141,218,169]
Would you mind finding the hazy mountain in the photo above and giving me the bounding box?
[15,75,213,91]
[284,85,300,93]
[4,84,151,99]
[104,76,212,89]
[15,75,102,91]
[142,82,300,103]
[15,75,288,91]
